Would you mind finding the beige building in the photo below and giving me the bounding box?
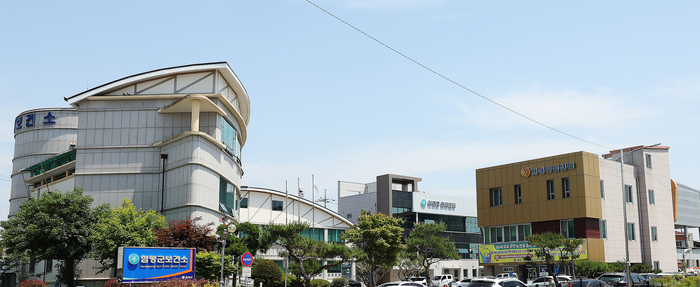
[476,146,676,279]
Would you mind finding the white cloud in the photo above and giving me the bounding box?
[442,86,649,131]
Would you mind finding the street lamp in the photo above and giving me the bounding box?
[683,248,693,274]
[220,223,236,287]
[619,143,659,285]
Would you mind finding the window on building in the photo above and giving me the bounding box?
[219,178,236,216]
[600,180,605,199]
[240,198,248,208]
[628,223,636,241]
[485,227,490,244]
[547,180,555,200]
[561,220,575,239]
[300,228,324,241]
[272,200,283,211]
[490,227,503,243]
[463,269,469,278]
[472,269,477,277]
[29,257,36,273]
[514,185,522,204]
[600,220,607,239]
[649,189,655,205]
[347,214,352,219]
[517,224,531,241]
[625,185,633,203]
[653,261,660,270]
[646,154,652,169]
[562,178,571,198]
[221,118,242,158]
[652,226,658,241]
[466,217,480,233]
[328,229,345,243]
[490,188,502,207]
[504,226,517,242]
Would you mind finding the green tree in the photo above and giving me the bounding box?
[631,263,653,273]
[0,188,109,287]
[523,232,584,286]
[404,222,459,287]
[395,250,423,281]
[574,260,608,278]
[89,198,167,274]
[343,210,404,287]
[155,216,214,251]
[259,221,353,287]
[195,251,236,281]
[252,259,283,287]
[216,222,265,284]
[607,260,626,272]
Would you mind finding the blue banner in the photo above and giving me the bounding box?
[122,247,196,283]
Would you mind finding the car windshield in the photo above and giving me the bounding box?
[433,277,443,280]
[569,280,609,287]
[598,276,623,282]
[465,282,494,287]
[411,278,425,282]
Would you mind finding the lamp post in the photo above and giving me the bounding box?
[683,248,693,274]
[619,143,659,286]
[220,223,236,287]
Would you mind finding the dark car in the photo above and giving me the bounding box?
[597,273,649,287]
[567,279,612,287]
[348,280,362,287]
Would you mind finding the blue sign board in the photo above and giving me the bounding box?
[121,247,196,283]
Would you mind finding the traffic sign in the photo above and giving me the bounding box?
[241,252,253,267]
[242,267,251,278]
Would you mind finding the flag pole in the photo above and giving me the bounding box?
[285,180,288,224]
[312,174,315,239]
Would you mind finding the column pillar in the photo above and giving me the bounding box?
[191,99,200,132]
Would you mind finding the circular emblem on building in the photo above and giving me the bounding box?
[421,199,427,207]
[128,254,140,265]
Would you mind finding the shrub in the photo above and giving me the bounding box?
[19,279,46,287]
[104,278,130,287]
[311,279,330,287]
[252,259,283,287]
[331,278,348,287]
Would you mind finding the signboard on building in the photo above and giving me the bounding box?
[118,247,196,283]
[478,240,588,264]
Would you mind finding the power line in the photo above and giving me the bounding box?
[304,0,614,150]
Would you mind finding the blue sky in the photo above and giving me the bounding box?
[1,1,699,220]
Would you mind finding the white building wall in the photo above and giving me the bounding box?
[599,159,642,264]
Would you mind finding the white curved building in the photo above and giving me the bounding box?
[9,62,250,286]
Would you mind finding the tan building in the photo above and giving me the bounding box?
[476,147,677,279]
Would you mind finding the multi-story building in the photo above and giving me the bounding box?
[8,62,249,287]
[476,146,677,279]
[338,174,483,281]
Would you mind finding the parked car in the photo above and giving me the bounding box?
[496,273,519,279]
[409,277,427,285]
[378,282,425,287]
[431,275,454,287]
[466,277,527,287]
[567,279,612,287]
[525,276,573,286]
[597,272,649,287]
[348,280,362,287]
[456,278,472,287]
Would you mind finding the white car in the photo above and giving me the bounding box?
[467,277,527,287]
[378,282,426,287]
[408,277,427,285]
[456,278,473,287]
[525,276,572,287]
[496,273,519,280]
[431,275,454,287]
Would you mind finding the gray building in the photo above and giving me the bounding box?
[339,174,483,281]
[9,62,249,286]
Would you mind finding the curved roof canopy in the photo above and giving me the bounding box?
[65,62,251,125]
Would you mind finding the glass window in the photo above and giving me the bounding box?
[600,220,607,239]
[272,200,283,211]
[654,261,660,270]
[509,226,517,242]
[472,269,477,277]
[625,185,633,203]
[491,188,502,206]
[646,154,652,169]
[561,220,574,239]
[514,185,522,204]
[547,180,555,200]
[628,223,635,241]
[562,178,570,198]
[219,178,236,216]
[600,180,605,199]
[504,226,511,242]
[649,189,655,204]
[328,229,345,243]
[300,228,324,241]
[46,259,52,272]
[652,226,658,241]
[497,227,503,242]
[221,118,242,158]
[240,198,248,208]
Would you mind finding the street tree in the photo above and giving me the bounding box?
[90,198,167,274]
[523,232,583,286]
[395,250,423,281]
[0,188,109,287]
[215,222,265,284]
[195,251,235,281]
[155,216,214,251]
[259,221,353,287]
[343,210,404,287]
[404,222,459,287]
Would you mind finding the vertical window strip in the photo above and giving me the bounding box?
[600,180,604,199]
